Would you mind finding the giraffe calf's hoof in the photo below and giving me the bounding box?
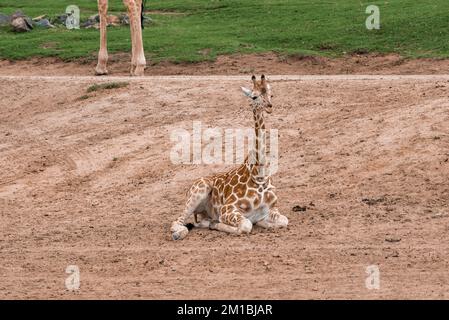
[278,215,289,227]
[239,218,253,234]
[172,225,189,240]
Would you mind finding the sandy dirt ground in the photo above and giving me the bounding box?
[1,52,449,76]
[0,57,449,299]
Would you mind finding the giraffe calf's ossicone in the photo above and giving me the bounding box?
[171,75,288,240]
[95,0,146,76]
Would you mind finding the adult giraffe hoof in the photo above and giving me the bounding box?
[131,64,145,77]
[95,67,108,76]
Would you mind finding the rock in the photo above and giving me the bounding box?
[292,205,307,212]
[53,14,68,25]
[119,13,129,25]
[88,14,99,23]
[32,14,46,21]
[361,196,386,206]
[142,15,153,25]
[81,21,97,29]
[81,14,100,29]
[10,11,33,32]
[34,18,54,29]
[0,13,10,26]
[107,15,120,26]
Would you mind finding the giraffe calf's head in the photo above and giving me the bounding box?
[241,75,273,114]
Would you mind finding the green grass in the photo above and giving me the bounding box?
[0,0,448,62]
[86,81,129,92]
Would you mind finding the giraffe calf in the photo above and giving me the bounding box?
[171,75,288,240]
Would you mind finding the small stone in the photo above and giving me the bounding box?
[292,205,307,212]
[362,196,386,206]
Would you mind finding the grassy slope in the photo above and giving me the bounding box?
[0,0,448,62]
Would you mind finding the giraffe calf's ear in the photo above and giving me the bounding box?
[241,87,252,97]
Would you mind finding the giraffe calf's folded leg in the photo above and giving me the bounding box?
[193,213,211,229]
[171,178,211,240]
[211,209,253,235]
[256,208,288,229]
[209,221,240,234]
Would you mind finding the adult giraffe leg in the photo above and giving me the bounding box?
[124,0,136,75]
[124,0,146,76]
[133,0,146,76]
[95,0,109,75]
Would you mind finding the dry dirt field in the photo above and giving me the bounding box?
[0,57,449,299]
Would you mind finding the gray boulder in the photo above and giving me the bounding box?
[80,15,99,28]
[142,15,153,25]
[10,10,33,32]
[88,14,100,23]
[53,13,67,25]
[119,13,129,25]
[34,18,54,28]
[0,13,10,26]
